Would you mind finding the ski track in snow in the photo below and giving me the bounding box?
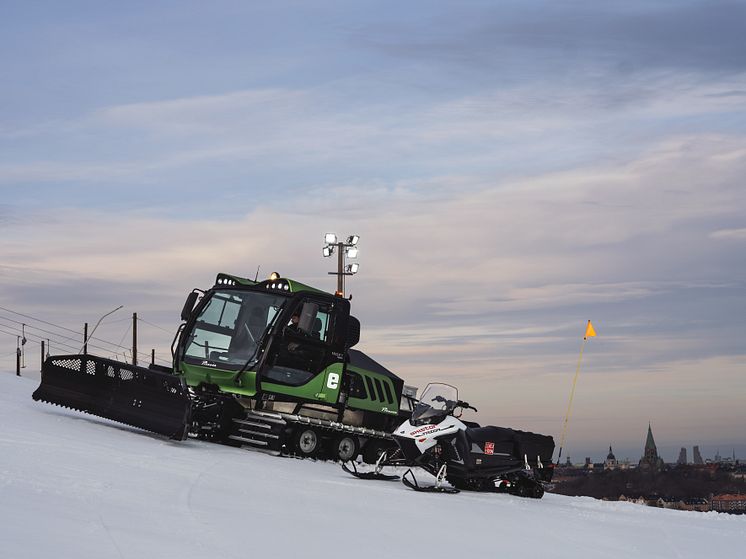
[1,373,744,559]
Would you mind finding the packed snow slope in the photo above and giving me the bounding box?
[1,374,743,559]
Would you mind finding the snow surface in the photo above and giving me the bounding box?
[1,373,743,559]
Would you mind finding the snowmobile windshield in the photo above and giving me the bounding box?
[410,383,459,425]
[184,289,287,368]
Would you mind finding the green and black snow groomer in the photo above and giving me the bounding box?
[34,272,415,462]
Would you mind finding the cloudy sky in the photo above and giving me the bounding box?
[2,1,745,462]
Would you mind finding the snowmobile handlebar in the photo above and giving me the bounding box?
[457,400,478,413]
[432,395,478,413]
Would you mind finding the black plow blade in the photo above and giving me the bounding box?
[341,461,400,480]
[33,354,192,440]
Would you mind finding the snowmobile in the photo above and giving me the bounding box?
[343,382,555,498]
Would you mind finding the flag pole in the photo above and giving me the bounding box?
[556,320,595,465]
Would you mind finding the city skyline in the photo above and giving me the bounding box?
[2,1,745,457]
[565,437,743,466]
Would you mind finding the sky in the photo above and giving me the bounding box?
[1,0,745,462]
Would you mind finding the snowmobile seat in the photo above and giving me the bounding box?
[465,426,516,445]
[465,426,522,465]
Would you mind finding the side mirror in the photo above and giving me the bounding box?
[346,316,360,348]
[180,291,199,321]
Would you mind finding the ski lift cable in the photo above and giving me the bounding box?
[100,316,132,325]
[0,306,172,365]
[0,326,79,353]
[115,323,132,353]
[0,311,129,352]
[0,306,138,353]
[0,314,84,345]
[0,327,39,347]
[0,322,83,354]
[0,317,87,352]
[136,317,173,334]
[21,325,166,363]
[0,326,25,340]
[0,323,169,364]
[0,305,81,335]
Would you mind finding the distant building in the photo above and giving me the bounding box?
[619,495,647,506]
[677,447,687,465]
[604,446,618,470]
[693,445,704,465]
[657,496,683,510]
[682,498,709,512]
[639,423,664,470]
[711,494,746,514]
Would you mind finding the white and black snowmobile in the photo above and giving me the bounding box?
[343,383,555,498]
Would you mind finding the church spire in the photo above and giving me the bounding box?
[640,422,663,470]
[645,422,656,452]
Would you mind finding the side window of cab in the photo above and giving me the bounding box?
[263,298,337,386]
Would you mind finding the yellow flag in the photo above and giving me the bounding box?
[584,320,596,340]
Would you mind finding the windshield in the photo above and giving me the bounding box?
[184,289,287,367]
[410,383,459,425]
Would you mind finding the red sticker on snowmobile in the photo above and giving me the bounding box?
[484,442,494,455]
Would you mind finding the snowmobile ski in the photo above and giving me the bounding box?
[33,354,192,440]
[341,460,399,481]
[401,466,460,494]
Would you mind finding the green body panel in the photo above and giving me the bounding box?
[181,362,257,396]
[284,278,327,295]
[261,362,344,404]
[346,366,400,416]
[180,361,346,406]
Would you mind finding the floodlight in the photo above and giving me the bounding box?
[323,231,360,296]
[269,271,281,281]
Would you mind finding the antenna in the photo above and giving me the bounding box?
[254,265,261,282]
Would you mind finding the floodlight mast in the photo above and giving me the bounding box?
[322,233,359,296]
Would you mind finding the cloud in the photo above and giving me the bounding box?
[360,1,746,76]
[3,68,745,189]
[710,227,746,240]
[3,133,743,331]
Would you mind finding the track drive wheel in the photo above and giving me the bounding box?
[513,477,544,499]
[294,427,321,458]
[333,434,359,462]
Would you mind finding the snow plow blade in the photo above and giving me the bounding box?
[33,354,191,440]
